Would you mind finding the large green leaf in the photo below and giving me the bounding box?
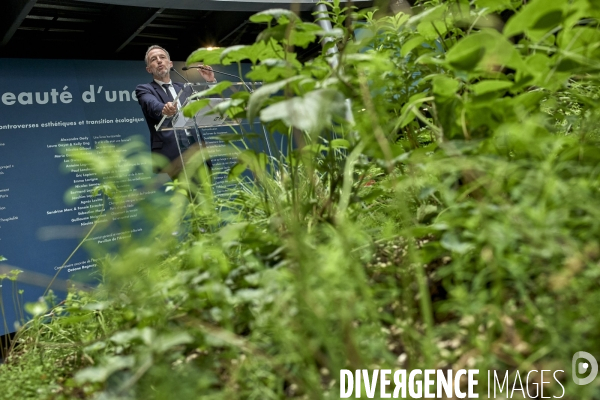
[220,40,285,65]
[186,47,226,66]
[249,8,299,24]
[531,10,563,31]
[401,35,426,57]
[246,58,300,82]
[408,3,448,25]
[111,327,154,345]
[330,139,350,149]
[514,91,546,113]
[446,29,524,73]
[441,231,474,254]
[247,76,304,122]
[182,99,211,119]
[474,0,512,12]
[24,299,48,316]
[228,161,247,180]
[152,332,193,353]
[290,22,324,48]
[187,81,232,102]
[417,20,448,41]
[260,89,347,132]
[213,98,246,119]
[433,75,461,98]
[74,356,135,384]
[470,80,513,96]
[445,42,485,71]
[219,45,252,64]
[257,22,322,49]
[504,0,565,40]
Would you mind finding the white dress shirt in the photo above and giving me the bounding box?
[154,79,181,108]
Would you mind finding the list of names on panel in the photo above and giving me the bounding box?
[201,126,238,197]
[44,134,154,246]
[0,140,16,244]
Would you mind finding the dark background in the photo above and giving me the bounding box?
[0,0,375,63]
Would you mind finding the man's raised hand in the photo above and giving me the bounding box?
[162,101,177,117]
[199,65,216,83]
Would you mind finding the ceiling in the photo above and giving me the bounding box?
[0,0,373,62]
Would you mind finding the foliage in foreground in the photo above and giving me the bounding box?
[2,0,600,398]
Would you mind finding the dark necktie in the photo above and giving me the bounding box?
[162,83,174,102]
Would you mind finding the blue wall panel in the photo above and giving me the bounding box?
[0,58,261,335]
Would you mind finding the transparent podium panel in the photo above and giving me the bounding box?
[154,82,274,198]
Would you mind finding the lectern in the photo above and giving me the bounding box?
[154,82,270,196]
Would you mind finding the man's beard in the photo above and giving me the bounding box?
[153,66,169,78]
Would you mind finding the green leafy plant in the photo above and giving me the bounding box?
[2,0,600,398]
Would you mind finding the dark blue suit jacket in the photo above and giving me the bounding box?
[135,81,193,167]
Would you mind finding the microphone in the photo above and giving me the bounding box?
[170,67,192,84]
[182,65,253,93]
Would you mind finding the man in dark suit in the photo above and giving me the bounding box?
[135,45,215,178]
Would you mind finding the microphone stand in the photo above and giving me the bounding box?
[170,66,192,83]
[168,67,211,154]
[182,65,254,93]
[170,67,199,95]
[181,66,274,159]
